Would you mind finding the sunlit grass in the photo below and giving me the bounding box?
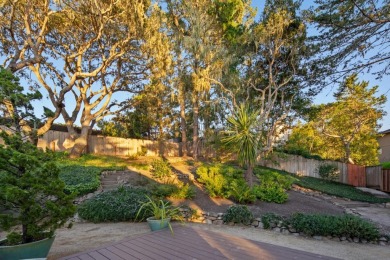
[381,161,390,169]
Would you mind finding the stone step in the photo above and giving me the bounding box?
[101,180,118,184]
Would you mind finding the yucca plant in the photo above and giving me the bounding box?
[222,104,259,187]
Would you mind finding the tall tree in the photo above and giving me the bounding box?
[316,74,386,165]
[0,0,72,136]
[240,0,309,156]
[285,74,386,166]
[307,0,390,86]
[166,0,252,160]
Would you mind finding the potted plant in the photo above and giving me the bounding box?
[0,133,76,260]
[136,196,182,233]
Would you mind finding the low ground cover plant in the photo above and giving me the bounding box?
[59,165,101,196]
[78,187,149,222]
[296,176,390,203]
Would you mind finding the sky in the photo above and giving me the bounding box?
[5,1,390,132]
[251,1,390,131]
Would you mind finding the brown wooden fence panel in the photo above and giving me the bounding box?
[366,166,382,188]
[382,169,390,192]
[347,164,366,187]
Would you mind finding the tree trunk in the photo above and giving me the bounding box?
[179,84,187,157]
[245,165,254,187]
[192,94,199,160]
[70,124,91,158]
[345,142,355,164]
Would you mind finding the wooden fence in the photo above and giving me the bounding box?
[259,154,390,192]
[258,154,349,184]
[37,130,180,157]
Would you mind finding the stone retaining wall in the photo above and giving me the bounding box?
[179,209,390,246]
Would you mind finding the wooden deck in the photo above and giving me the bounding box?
[60,226,340,260]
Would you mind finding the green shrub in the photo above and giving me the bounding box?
[151,158,172,180]
[150,183,178,198]
[0,133,75,245]
[59,165,101,196]
[78,187,149,222]
[150,183,196,199]
[261,213,283,229]
[223,205,253,225]
[196,164,243,198]
[253,183,288,203]
[317,164,339,181]
[228,179,256,203]
[289,213,380,241]
[254,167,296,190]
[170,183,196,199]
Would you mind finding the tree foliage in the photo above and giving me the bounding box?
[0,133,75,245]
[307,0,390,86]
[285,74,386,165]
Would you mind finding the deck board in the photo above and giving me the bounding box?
[60,226,341,260]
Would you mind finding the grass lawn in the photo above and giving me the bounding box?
[256,166,390,203]
[297,176,390,203]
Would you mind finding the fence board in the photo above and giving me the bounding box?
[347,164,366,187]
[366,166,382,188]
[383,169,390,192]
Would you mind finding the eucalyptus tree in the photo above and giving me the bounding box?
[166,0,253,160]
[238,0,310,158]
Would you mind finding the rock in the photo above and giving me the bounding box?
[214,220,223,225]
[353,238,359,243]
[361,239,368,244]
[340,236,347,241]
[217,213,224,217]
[288,228,297,233]
[206,219,213,225]
[347,237,353,242]
[379,241,387,246]
[257,222,264,229]
[277,221,283,227]
[210,212,219,217]
[273,227,281,232]
[208,216,217,221]
[282,229,290,235]
[379,237,388,242]
[255,217,262,222]
[292,232,300,236]
[313,236,322,240]
[385,202,390,208]
[228,222,235,226]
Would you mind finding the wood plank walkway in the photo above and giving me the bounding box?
[60,226,340,260]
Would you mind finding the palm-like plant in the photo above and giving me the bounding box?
[222,104,259,186]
